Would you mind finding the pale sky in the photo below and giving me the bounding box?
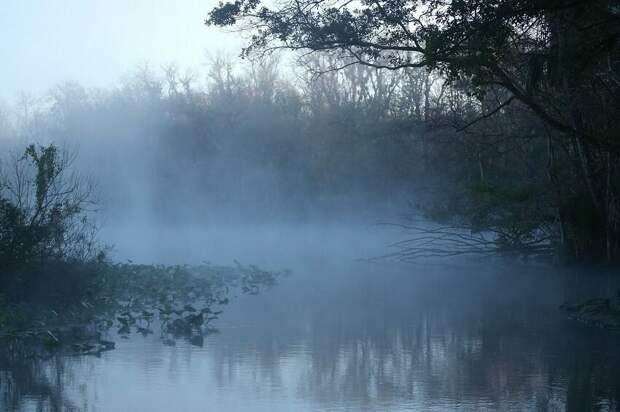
[0,0,243,100]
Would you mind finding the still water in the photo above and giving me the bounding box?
[1,224,619,411]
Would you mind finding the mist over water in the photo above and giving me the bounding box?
[2,76,620,411]
[4,220,620,411]
[2,2,620,411]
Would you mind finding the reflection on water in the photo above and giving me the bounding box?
[1,226,619,411]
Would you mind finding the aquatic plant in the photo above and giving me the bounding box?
[0,261,285,355]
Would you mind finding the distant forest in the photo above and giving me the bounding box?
[1,57,423,221]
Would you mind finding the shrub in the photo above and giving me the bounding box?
[0,144,102,301]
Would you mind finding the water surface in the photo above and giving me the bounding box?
[2,224,619,411]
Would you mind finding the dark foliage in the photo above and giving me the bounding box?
[208,0,620,261]
[0,144,100,302]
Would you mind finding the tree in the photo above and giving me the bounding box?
[208,0,620,261]
[0,144,99,272]
[208,0,617,135]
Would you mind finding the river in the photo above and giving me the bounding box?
[1,223,619,411]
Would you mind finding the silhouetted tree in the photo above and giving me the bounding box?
[208,0,620,261]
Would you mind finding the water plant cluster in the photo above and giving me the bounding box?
[560,292,620,331]
[0,261,284,356]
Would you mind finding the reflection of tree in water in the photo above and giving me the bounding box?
[0,341,77,411]
[1,264,618,411]
[206,265,620,411]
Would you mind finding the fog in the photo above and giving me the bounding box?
[1,2,619,411]
[0,51,419,263]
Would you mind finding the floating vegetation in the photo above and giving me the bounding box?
[560,291,620,331]
[0,262,286,356]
